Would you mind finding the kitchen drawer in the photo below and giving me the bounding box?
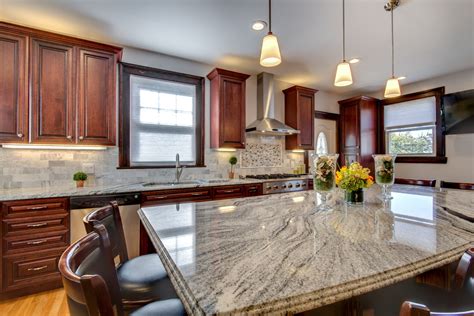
[141,188,212,206]
[2,213,69,236]
[1,198,68,218]
[4,230,69,254]
[243,183,263,197]
[212,185,244,200]
[3,249,63,292]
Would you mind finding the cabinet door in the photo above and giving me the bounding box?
[297,92,314,149]
[220,77,245,148]
[30,39,75,143]
[77,48,116,145]
[0,32,28,143]
[341,102,360,151]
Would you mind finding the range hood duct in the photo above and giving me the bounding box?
[245,72,300,136]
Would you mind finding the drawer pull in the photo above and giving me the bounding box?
[154,196,167,199]
[222,189,238,193]
[26,239,47,245]
[27,265,48,272]
[191,192,206,196]
[28,206,48,210]
[27,222,48,228]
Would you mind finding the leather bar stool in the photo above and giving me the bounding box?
[83,201,177,307]
[440,181,474,190]
[395,178,436,187]
[59,225,186,316]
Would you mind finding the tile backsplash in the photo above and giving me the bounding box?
[0,135,305,190]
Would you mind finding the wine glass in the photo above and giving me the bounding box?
[373,154,397,201]
[313,154,339,211]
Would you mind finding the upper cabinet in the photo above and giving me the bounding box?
[0,30,28,143]
[338,96,379,174]
[0,22,122,146]
[283,86,318,150]
[207,68,250,149]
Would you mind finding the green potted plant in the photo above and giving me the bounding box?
[73,171,88,188]
[228,156,238,179]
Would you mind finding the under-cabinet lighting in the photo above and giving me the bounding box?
[292,149,305,153]
[215,148,237,152]
[218,206,236,213]
[1,144,108,151]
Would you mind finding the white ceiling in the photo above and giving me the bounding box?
[1,0,473,94]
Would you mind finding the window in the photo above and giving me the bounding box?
[381,87,446,163]
[316,132,328,155]
[119,63,205,168]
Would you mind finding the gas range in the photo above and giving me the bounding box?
[245,174,309,194]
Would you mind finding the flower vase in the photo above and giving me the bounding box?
[344,188,364,205]
[313,154,339,211]
[373,154,397,201]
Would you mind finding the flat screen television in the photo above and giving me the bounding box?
[442,89,474,134]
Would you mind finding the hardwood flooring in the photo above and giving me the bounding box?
[0,289,68,316]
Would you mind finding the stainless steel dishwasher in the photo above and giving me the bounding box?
[69,193,142,258]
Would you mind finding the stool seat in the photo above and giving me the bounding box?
[131,298,186,316]
[118,254,178,303]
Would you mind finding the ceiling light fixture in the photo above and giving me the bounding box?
[260,0,282,67]
[398,76,406,80]
[384,0,402,98]
[334,0,353,87]
[252,20,267,31]
[349,58,360,64]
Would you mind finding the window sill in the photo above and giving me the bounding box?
[395,156,447,164]
[117,164,207,169]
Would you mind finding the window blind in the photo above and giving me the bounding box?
[129,75,197,166]
[384,96,437,129]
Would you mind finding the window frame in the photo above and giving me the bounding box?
[118,62,205,168]
[380,87,447,164]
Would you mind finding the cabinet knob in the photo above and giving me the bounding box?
[79,136,84,140]
[66,135,72,140]
[17,133,23,138]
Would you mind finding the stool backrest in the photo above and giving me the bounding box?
[83,201,129,263]
[59,225,124,316]
[395,178,436,187]
[440,181,474,190]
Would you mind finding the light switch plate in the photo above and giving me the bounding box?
[83,163,95,174]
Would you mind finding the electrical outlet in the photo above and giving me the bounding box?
[83,163,95,174]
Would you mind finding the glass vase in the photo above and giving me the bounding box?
[344,188,364,205]
[373,154,397,201]
[313,154,339,211]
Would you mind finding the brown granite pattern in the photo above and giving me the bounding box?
[139,185,473,315]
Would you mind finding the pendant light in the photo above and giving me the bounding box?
[384,0,401,98]
[260,0,282,67]
[334,0,353,87]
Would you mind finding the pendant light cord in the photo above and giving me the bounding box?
[391,5,395,77]
[269,0,272,33]
[342,0,345,61]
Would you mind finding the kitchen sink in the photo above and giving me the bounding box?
[142,180,201,187]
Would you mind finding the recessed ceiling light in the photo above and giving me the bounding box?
[252,20,267,31]
[349,58,360,64]
[398,76,406,80]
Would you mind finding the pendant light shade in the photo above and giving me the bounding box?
[334,61,353,87]
[260,32,281,67]
[384,77,401,98]
[334,0,353,87]
[260,0,282,67]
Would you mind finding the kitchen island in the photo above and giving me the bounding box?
[138,185,473,315]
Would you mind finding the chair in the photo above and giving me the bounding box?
[59,225,186,316]
[440,181,474,190]
[83,201,177,307]
[399,248,474,316]
[395,178,436,187]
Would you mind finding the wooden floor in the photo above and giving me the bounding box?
[0,289,69,316]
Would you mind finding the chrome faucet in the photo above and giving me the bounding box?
[175,153,184,183]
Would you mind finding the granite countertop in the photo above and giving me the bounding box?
[0,177,310,202]
[139,185,474,315]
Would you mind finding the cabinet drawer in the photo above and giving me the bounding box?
[4,230,69,253]
[1,198,68,218]
[3,213,68,236]
[243,184,263,197]
[213,185,244,200]
[142,188,211,205]
[3,249,63,291]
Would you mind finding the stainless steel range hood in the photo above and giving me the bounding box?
[245,72,300,136]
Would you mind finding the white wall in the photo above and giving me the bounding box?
[370,69,474,183]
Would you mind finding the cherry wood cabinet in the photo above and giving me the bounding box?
[283,86,318,150]
[0,22,122,146]
[338,96,379,174]
[207,68,250,149]
[0,31,28,143]
[30,39,75,143]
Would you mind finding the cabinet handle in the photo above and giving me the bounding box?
[154,195,167,199]
[191,192,205,196]
[26,222,48,228]
[28,206,48,210]
[28,265,48,272]
[79,136,84,140]
[17,133,23,138]
[222,189,237,193]
[26,239,47,245]
[66,135,72,140]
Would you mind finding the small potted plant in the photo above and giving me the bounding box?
[228,156,238,179]
[73,171,88,188]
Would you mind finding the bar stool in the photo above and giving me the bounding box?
[440,181,474,190]
[395,178,436,187]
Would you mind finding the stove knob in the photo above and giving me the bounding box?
[296,183,301,188]
[288,184,293,188]
[282,185,287,189]
[273,185,279,189]
[266,185,272,190]
[302,183,307,187]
